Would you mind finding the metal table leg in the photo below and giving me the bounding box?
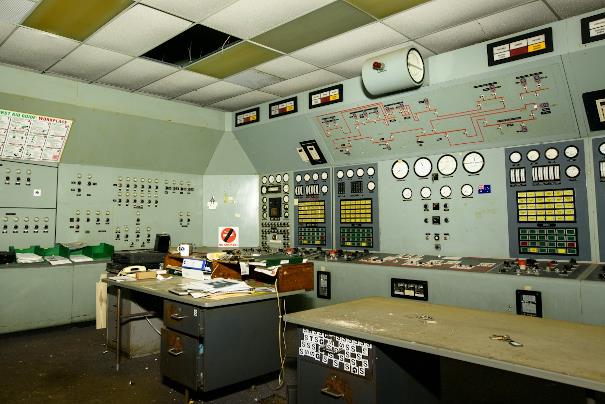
[116,286,121,371]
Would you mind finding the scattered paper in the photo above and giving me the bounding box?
[16,253,44,264]
[44,255,71,266]
[70,255,94,263]
[108,275,136,282]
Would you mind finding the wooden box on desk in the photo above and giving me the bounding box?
[211,261,314,292]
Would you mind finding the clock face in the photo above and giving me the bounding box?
[407,48,425,84]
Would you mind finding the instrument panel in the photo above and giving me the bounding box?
[259,172,291,249]
[293,168,333,249]
[592,137,605,261]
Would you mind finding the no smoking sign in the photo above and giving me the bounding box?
[218,226,239,247]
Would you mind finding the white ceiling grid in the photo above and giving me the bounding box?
[0,0,601,111]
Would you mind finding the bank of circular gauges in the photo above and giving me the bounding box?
[392,151,485,181]
[401,183,474,200]
[299,170,330,194]
[507,144,582,180]
[260,173,290,220]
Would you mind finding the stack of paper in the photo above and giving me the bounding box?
[44,255,71,266]
[16,253,44,264]
[70,255,94,263]
[182,278,252,295]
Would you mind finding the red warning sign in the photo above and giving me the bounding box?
[218,226,239,247]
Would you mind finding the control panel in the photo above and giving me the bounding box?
[592,137,605,261]
[492,258,589,278]
[0,208,55,250]
[505,140,590,261]
[259,172,291,249]
[334,163,379,250]
[293,168,332,249]
[0,159,57,208]
[56,164,203,250]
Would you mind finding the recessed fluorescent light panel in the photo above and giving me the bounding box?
[143,24,241,67]
[23,0,132,41]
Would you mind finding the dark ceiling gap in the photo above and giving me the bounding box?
[143,24,241,67]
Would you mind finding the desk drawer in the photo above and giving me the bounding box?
[161,328,203,390]
[163,300,203,337]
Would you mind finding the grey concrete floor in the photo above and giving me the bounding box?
[0,322,296,404]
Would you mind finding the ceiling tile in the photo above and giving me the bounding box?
[210,90,278,111]
[0,26,79,71]
[87,4,192,56]
[291,22,408,68]
[139,70,218,98]
[255,56,318,79]
[252,1,374,53]
[225,69,282,89]
[326,42,437,78]
[545,0,605,18]
[0,21,16,43]
[140,0,239,22]
[478,1,558,38]
[416,20,485,54]
[0,0,36,24]
[383,0,534,39]
[261,69,344,97]
[201,0,337,39]
[186,41,280,79]
[345,0,431,19]
[177,81,251,106]
[96,57,178,91]
[47,44,132,81]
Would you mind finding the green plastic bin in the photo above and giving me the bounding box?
[82,243,114,259]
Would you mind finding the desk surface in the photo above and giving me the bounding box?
[106,277,304,308]
[285,297,605,392]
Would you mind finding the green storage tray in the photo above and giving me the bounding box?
[36,244,70,258]
[9,245,41,254]
[82,243,114,259]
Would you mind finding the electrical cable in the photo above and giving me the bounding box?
[273,280,288,390]
[144,316,161,336]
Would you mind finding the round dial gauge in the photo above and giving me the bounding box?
[526,149,540,162]
[283,173,289,182]
[262,197,267,203]
[437,154,457,176]
[261,176,268,184]
[283,185,289,193]
[296,174,302,183]
[312,173,319,181]
[367,181,376,191]
[367,167,375,176]
[321,185,328,194]
[284,211,289,217]
[461,184,473,197]
[268,175,275,183]
[346,169,354,178]
[599,143,605,155]
[414,158,432,177]
[283,195,289,203]
[276,174,282,183]
[337,170,344,179]
[420,187,432,199]
[564,145,579,159]
[462,152,485,174]
[407,48,425,84]
[321,172,328,180]
[391,160,409,179]
[545,147,559,160]
[304,173,311,182]
[262,212,267,219]
[509,152,522,164]
[357,168,365,177]
[261,186,267,194]
[565,165,580,178]
[402,188,412,200]
[440,185,452,198]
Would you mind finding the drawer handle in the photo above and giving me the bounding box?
[168,348,183,356]
[170,313,187,321]
[321,387,344,399]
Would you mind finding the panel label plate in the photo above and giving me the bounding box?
[269,96,298,119]
[309,84,343,109]
[487,28,553,66]
[235,107,259,127]
[581,12,605,44]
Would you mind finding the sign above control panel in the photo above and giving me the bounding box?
[487,27,553,66]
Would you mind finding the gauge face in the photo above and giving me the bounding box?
[312,173,319,181]
[509,152,522,164]
[268,175,275,183]
[420,187,431,198]
[262,212,267,219]
[304,173,310,181]
[261,176,268,184]
[440,185,452,198]
[283,185,289,193]
[261,186,267,194]
[414,158,432,177]
[296,174,302,183]
[321,172,328,180]
[407,48,425,84]
[367,167,375,176]
[283,173,289,182]
[564,145,579,159]
[262,197,267,203]
[337,170,344,179]
[462,152,485,174]
[356,168,365,177]
[276,174,282,183]
[321,185,328,194]
[565,165,580,178]
[437,154,457,176]
[461,184,473,197]
[367,181,376,191]
[391,160,409,179]
[346,169,354,178]
[545,147,559,160]
[600,143,605,155]
[283,195,289,203]
[526,149,540,162]
[284,211,289,217]
[402,188,412,200]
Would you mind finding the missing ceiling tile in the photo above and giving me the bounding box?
[143,24,241,67]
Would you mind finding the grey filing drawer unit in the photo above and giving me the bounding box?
[296,327,441,404]
[161,298,282,392]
